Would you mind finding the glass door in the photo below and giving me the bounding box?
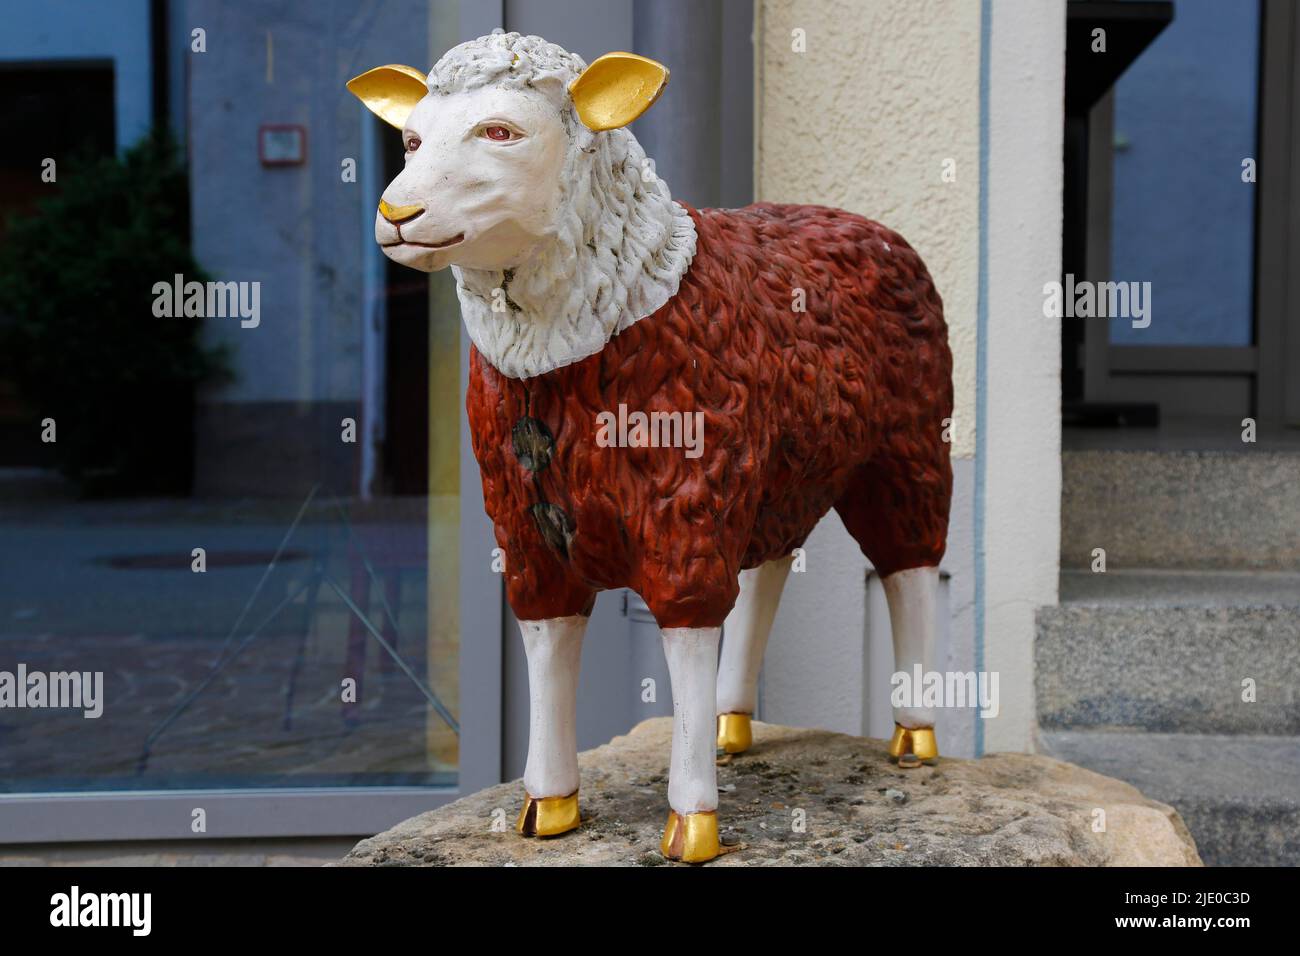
[0,0,481,842]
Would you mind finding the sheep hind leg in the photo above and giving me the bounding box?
[516,615,586,837]
[660,626,722,863]
[715,556,794,754]
[882,565,941,768]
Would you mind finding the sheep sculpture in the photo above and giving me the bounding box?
[349,32,953,864]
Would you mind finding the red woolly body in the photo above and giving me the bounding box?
[468,203,953,628]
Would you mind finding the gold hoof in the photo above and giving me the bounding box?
[887,724,938,767]
[660,810,720,863]
[516,790,581,837]
[717,712,753,754]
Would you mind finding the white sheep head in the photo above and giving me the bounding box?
[348,32,670,275]
[348,32,696,379]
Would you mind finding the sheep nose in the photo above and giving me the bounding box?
[378,199,424,225]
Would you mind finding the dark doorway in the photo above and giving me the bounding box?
[0,62,116,232]
[0,62,116,468]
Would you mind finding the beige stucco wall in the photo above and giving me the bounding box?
[756,0,983,752]
[756,0,1064,755]
[756,0,980,458]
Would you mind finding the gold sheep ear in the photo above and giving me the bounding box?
[569,52,669,131]
[346,64,429,129]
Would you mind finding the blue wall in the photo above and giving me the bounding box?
[0,0,154,151]
[1110,0,1259,346]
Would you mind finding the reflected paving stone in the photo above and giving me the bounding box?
[0,629,453,783]
[0,505,461,788]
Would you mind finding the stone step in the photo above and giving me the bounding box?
[1039,731,1300,866]
[1036,570,1300,735]
[1062,449,1300,570]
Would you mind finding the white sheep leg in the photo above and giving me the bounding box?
[881,565,941,765]
[716,556,794,752]
[660,625,722,862]
[516,615,586,836]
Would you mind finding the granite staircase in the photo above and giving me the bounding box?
[1036,446,1300,866]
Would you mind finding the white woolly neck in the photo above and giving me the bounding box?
[451,127,697,380]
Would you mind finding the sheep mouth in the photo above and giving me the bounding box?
[383,233,466,250]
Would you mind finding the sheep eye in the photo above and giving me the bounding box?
[481,125,518,142]
[405,137,421,152]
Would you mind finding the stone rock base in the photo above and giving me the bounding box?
[338,718,1203,867]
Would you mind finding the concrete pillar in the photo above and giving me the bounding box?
[632,0,723,208]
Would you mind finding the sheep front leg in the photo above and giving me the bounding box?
[882,566,941,767]
[516,615,586,837]
[660,626,722,863]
